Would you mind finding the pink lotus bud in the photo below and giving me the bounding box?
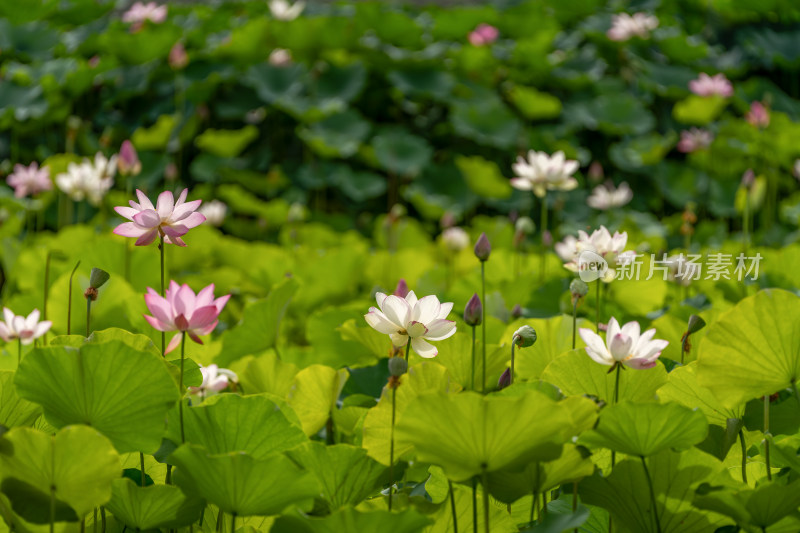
[468,24,499,46]
[474,232,491,262]
[464,293,482,326]
[393,279,409,298]
[746,101,770,128]
[169,42,189,70]
[497,368,512,390]
[741,169,755,188]
[118,140,141,177]
[588,161,604,182]
[440,211,456,229]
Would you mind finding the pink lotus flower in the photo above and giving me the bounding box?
[607,13,658,41]
[169,42,188,70]
[746,101,770,128]
[580,317,668,369]
[469,24,499,46]
[677,128,714,153]
[113,189,205,246]
[122,2,167,25]
[689,73,733,97]
[144,282,230,353]
[118,140,141,177]
[0,308,51,345]
[6,162,52,198]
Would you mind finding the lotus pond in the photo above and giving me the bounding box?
[2,0,800,532]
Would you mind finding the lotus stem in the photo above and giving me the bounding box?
[764,395,771,481]
[140,453,146,487]
[388,386,397,511]
[86,298,92,337]
[481,467,490,533]
[404,337,410,363]
[480,262,486,393]
[792,382,800,410]
[510,341,516,386]
[179,331,187,444]
[43,251,52,345]
[471,325,476,391]
[472,478,478,533]
[595,281,601,333]
[67,260,81,335]
[641,457,662,533]
[572,300,577,350]
[230,513,236,533]
[449,480,458,533]
[17,339,21,366]
[160,234,166,358]
[739,429,748,484]
[540,197,547,283]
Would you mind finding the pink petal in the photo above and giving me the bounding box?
[134,229,159,246]
[136,189,154,210]
[188,305,219,329]
[173,284,196,317]
[188,331,204,345]
[162,225,189,239]
[170,199,202,221]
[114,206,138,220]
[195,284,216,307]
[133,209,161,228]
[166,333,182,354]
[144,314,172,332]
[176,211,205,229]
[213,294,230,313]
[156,190,175,219]
[144,293,173,324]
[113,222,148,238]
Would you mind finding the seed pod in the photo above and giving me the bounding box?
[89,268,110,289]
[687,314,706,335]
[388,356,408,377]
[513,325,537,348]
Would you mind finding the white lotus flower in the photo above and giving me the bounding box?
[0,308,52,345]
[188,364,237,398]
[607,12,659,41]
[563,226,636,282]
[56,153,117,206]
[587,182,633,210]
[511,150,579,198]
[579,317,668,369]
[269,0,305,21]
[441,227,470,252]
[554,234,579,262]
[364,290,456,358]
[199,200,227,227]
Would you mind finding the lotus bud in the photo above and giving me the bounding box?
[464,294,483,326]
[168,42,189,70]
[741,169,755,188]
[118,140,141,177]
[393,279,409,298]
[512,325,537,348]
[570,279,589,298]
[474,232,491,262]
[687,314,706,335]
[497,368,512,390]
[588,161,604,182]
[510,304,523,319]
[388,356,407,377]
[440,211,456,229]
[542,230,553,247]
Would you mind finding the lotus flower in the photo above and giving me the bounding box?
[122,2,167,25]
[364,290,456,358]
[562,226,636,282]
[469,24,499,46]
[199,200,226,227]
[269,48,292,66]
[746,101,770,128]
[269,0,304,20]
[188,364,237,397]
[168,42,189,70]
[555,234,580,262]
[113,189,205,246]
[55,153,116,206]
[441,227,470,252]
[0,308,51,345]
[144,282,230,354]
[511,150,579,198]
[580,317,668,369]
[607,12,658,41]
[677,128,714,153]
[6,162,52,198]
[586,182,633,210]
[689,73,733,98]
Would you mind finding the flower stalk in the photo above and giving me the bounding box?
[763,395,771,481]
[67,261,81,335]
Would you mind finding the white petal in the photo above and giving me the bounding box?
[405,290,418,308]
[425,319,457,341]
[391,333,409,347]
[606,317,620,345]
[365,311,400,335]
[579,328,612,365]
[381,295,411,329]
[411,337,438,358]
[436,301,454,319]
[412,295,441,325]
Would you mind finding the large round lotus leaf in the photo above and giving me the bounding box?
[105,478,203,529]
[371,128,433,177]
[14,341,180,453]
[541,349,667,403]
[395,390,571,481]
[697,289,800,407]
[236,352,299,398]
[488,443,595,504]
[0,371,40,428]
[285,442,387,512]
[578,401,708,457]
[170,445,319,517]
[420,333,507,392]
[287,364,349,436]
[0,426,120,521]
[502,316,590,380]
[580,448,729,533]
[657,363,745,426]
[693,478,800,530]
[167,394,307,459]
[421,476,519,533]
[272,507,433,533]
[362,362,461,466]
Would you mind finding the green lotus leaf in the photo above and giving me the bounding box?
[272,507,432,533]
[697,289,800,407]
[171,445,319,517]
[14,341,180,453]
[578,402,708,457]
[395,390,572,481]
[0,371,40,428]
[657,363,744,426]
[503,316,590,381]
[693,478,800,530]
[287,364,349,436]
[0,426,120,520]
[105,478,204,529]
[541,349,667,404]
[195,126,259,158]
